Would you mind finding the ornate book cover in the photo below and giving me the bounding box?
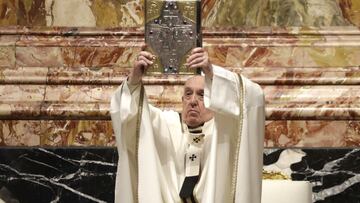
[145,0,202,75]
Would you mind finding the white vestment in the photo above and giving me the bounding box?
[110,65,265,203]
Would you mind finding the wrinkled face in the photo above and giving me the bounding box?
[181,76,214,127]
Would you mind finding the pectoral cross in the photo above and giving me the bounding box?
[189,154,197,161]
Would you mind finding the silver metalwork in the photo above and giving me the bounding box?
[145,0,201,74]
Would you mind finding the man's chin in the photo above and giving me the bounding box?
[185,118,203,128]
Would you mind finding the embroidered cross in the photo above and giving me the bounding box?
[193,137,201,143]
[189,154,197,161]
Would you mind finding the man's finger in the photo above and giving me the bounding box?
[191,47,205,54]
[135,60,151,73]
[138,55,154,65]
[139,61,150,71]
[189,61,206,69]
[139,51,155,60]
[187,56,206,67]
[186,52,204,64]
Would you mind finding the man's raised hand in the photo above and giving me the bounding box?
[128,50,155,85]
[186,47,213,78]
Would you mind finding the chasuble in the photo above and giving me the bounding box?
[110,65,265,203]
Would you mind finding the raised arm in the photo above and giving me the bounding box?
[204,65,243,117]
[110,49,157,146]
[186,47,243,117]
[110,50,162,203]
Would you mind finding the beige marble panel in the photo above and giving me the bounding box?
[41,120,115,146]
[143,84,360,120]
[264,85,360,104]
[264,85,360,120]
[44,85,114,102]
[14,43,360,69]
[45,0,97,27]
[17,35,77,47]
[0,46,15,67]
[0,120,40,146]
[16,35,143,70]
[302,46,360,67]
[0,67,48,84]
[16,35,143,46]
[214,46,304,68]
[0,35,17,67]
[265,120,360,147]
[40,102,110,119]
[44,0,143,27]
[204,35,360,68]
[1,119,358,147]
[39,85,182,118]
[0,84,359,120]
[114,46,142,67]
[80,65,360,86]
[145,85,184,111]
[238,67,360,85]
[11,28,360,69]
[0,85,45,102]
[41,85,114,118]
[0,120,115,147]
[0,84,343,120]
[0,35,18,46]
[0,85,45,118]
[16,47,63,67]
[61,47,126,67]
[47,67,111,84]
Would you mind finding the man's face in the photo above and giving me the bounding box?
[181,76,214,127]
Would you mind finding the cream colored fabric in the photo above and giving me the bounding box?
[261,180,313,203]
[110,65,265,203]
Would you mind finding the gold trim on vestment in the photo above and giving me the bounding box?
[135,85,145,203]
[231,74,245,202]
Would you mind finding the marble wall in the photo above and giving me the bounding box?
[1,0,360,27]
[0,0,359,202]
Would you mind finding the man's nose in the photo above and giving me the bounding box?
[189,94,198,105]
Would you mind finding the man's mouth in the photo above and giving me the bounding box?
[188,109,199,116]
[188,109,198,113]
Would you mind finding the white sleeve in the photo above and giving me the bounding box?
[110,80,143,124]
[204,65,241,117]
[110,81,166,146]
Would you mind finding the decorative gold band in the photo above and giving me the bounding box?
[135,85,145,203]
[231,74,245,202]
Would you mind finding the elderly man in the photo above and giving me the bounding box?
[110,47,265,203]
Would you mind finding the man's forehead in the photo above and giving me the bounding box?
[184,76,205,90]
